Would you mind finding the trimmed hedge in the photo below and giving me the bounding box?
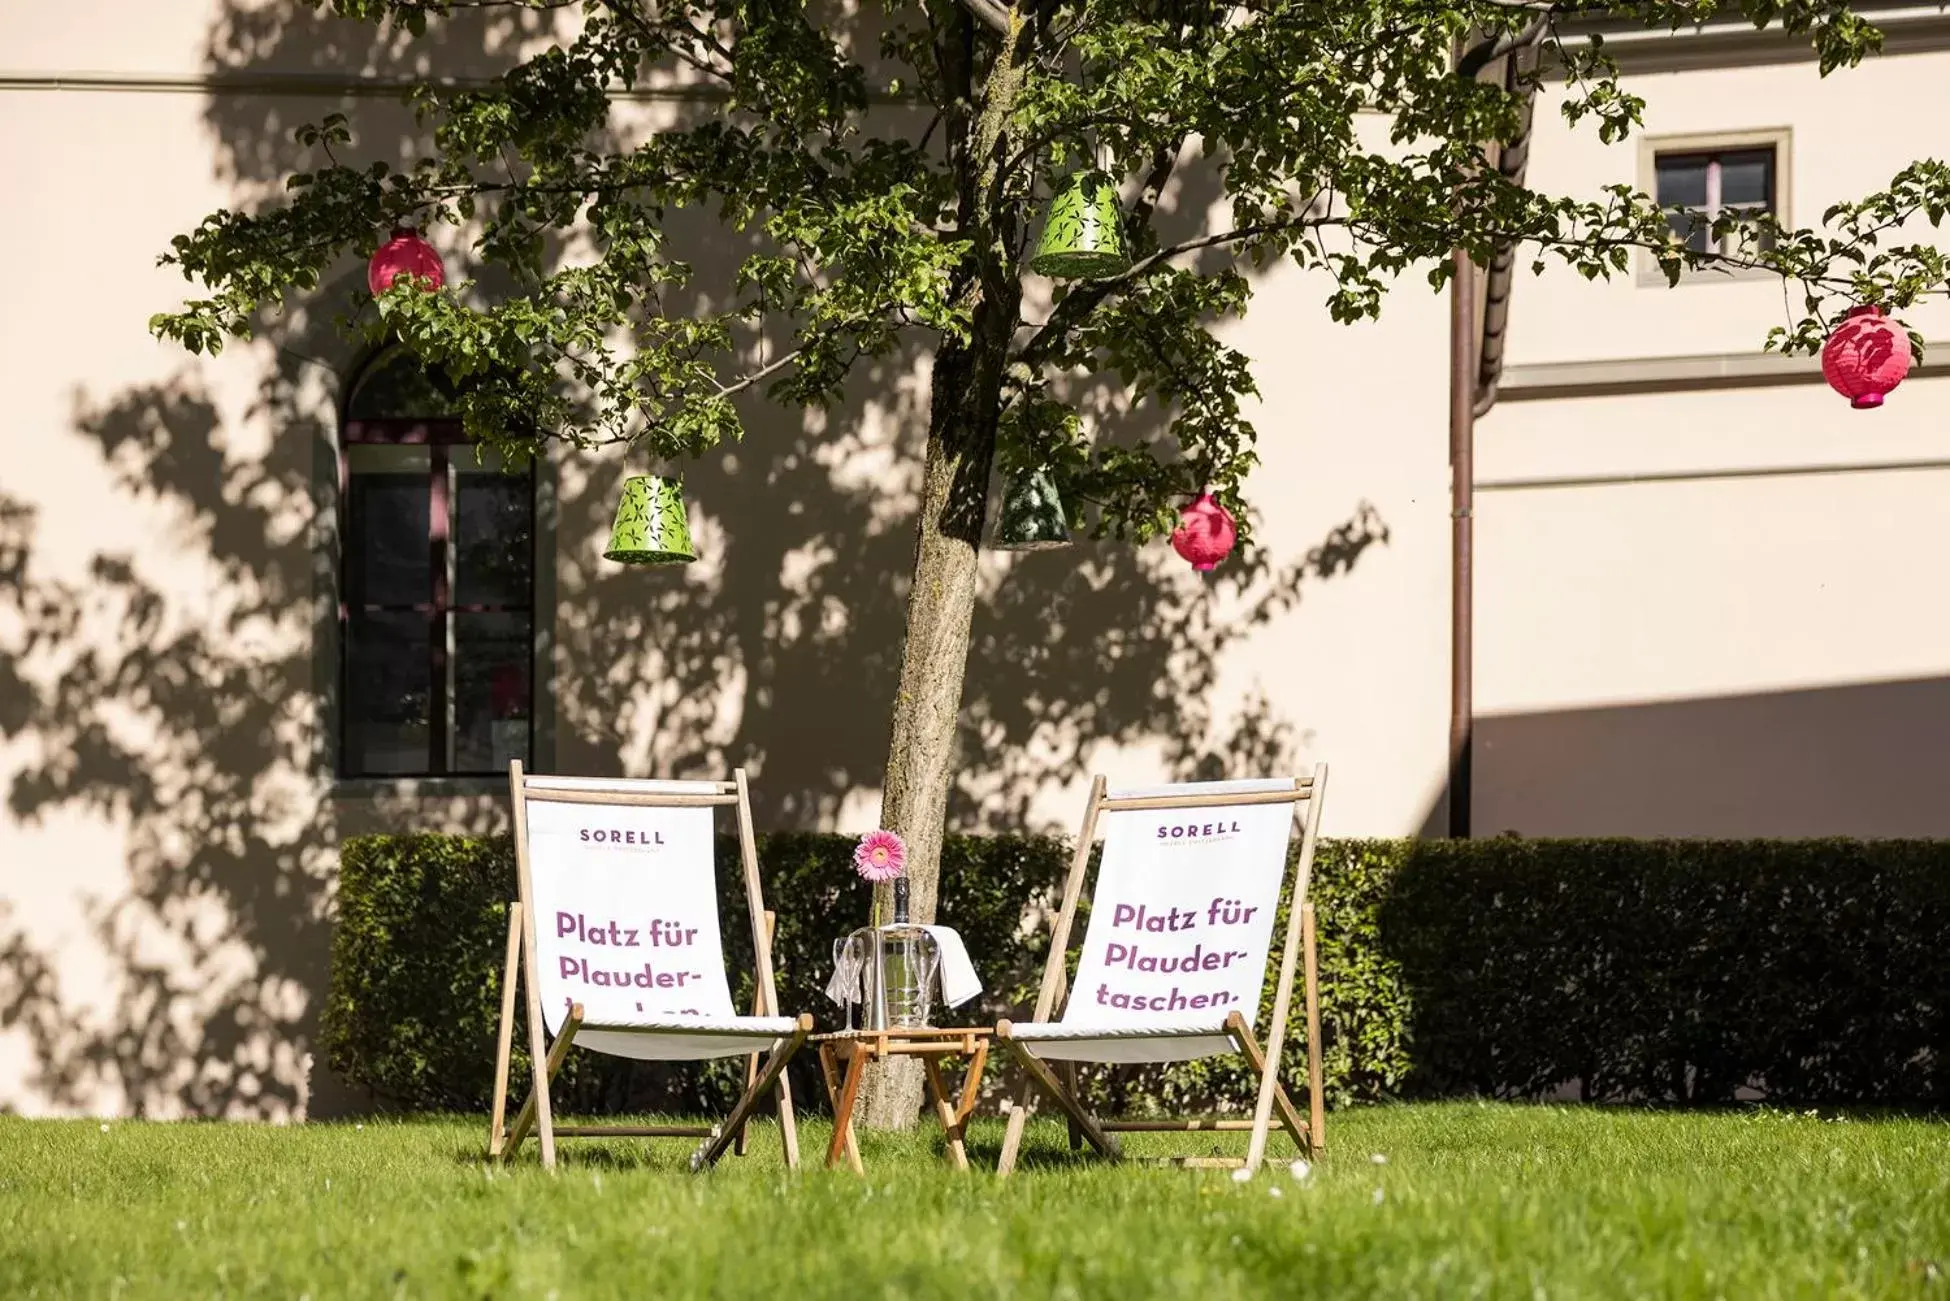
[323,835,1950,1114]
[1381,838,1950,1104]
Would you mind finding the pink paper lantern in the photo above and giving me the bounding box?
[1170,492,1237,572]
[367,226,445,297]
[1821,305,1912,410]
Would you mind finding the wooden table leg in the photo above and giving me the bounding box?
[817,1044,842,1122]
[825,1042,870,1172]
[923,1057,969,1171]
[816,1043,862,1174]
[956,1039,989,1127]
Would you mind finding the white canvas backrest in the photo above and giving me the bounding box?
[518,776,738,1035]
[1062,778,1300,1029]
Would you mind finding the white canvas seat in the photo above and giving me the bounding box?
[488,763,812,1171]
[574,1015,800,1062]
[995,771,1330,1176]
[1006,1019,1237,1063]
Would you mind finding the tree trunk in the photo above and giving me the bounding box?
[856,312,1013,1130]
[856,4,1027,1131]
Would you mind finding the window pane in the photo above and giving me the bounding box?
[347,348,459,420]
[1718,150,1773,209]
[347,448,430,607]
[453,611,531,774]
[1665,209,1708,253]
[1655,155,1709,209]
[345,611,431,774]
[455,466,533,608]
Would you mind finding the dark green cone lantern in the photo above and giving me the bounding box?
[1029,172,1130,279]
[604,474,697,565]
[992,469,1071,551]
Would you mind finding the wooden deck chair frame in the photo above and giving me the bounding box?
[995,767,1329,1177]
[486,761,812,1172]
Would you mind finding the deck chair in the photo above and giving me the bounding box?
[488,762,812,1171]
[995,769,1329,1176]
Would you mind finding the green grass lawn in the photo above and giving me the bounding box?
[2,1104,1946,1299]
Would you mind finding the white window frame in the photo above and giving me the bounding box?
[1637,128,1792,286]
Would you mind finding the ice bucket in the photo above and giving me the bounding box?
[831,923,942,1031]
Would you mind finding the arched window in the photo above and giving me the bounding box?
[340,347,535,777]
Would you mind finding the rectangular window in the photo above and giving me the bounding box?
[1639,131,1789,282]
[1655,146,1776,255]
[340,430,535,778]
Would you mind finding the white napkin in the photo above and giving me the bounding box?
[924,925,982,1007]
[824,924,983,1009]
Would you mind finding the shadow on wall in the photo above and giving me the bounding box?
[554,428,1391,831]
[1420,675,1950,838]
[0,2,1388,1118]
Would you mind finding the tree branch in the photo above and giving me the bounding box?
[712,338,815,401]
[1016,215,1328,366]
[1130,139,1183,232]
[1457,17,1548,80]
[955,0,1014,37]
[597,0,735,82]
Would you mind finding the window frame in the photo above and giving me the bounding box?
[337,409,539,780]
[1636,128,1792,286]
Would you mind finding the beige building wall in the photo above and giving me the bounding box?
[0,5,1944,1116]
[1476,44,1950,836]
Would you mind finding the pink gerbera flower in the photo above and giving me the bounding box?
[852,829,907,884]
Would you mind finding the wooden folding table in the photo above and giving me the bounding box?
[813,1027,991,1173]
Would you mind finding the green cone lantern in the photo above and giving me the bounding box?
[604,474,696,566]
[992,469,1071,551]
[1030,172,1130,279]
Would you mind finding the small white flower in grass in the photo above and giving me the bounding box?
[1268,1185,1283,1199]
[1372,1187,1386,1205]
[99,1123,109,1133]
[1230,1168,1252,1184]
[1290,1159,1312,1181]
[355,1123,364,1131]
[1369,1153,1388,1165]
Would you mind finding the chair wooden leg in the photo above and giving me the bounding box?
[734,911,778,1159]
[1227,1011,1310,1156]
[996,1076,1037,1177]
[1303,903,1326,1155]
[486,904,523,1159]
[503,1004,583,1165]
[735,1055,759,1158]
[775,1051,801,1170]
[1060,1062,1084,1152]
[693,1015,812,1172]
[995,1026,1120,1161]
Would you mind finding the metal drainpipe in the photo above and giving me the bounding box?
[1448,248,1475,839]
